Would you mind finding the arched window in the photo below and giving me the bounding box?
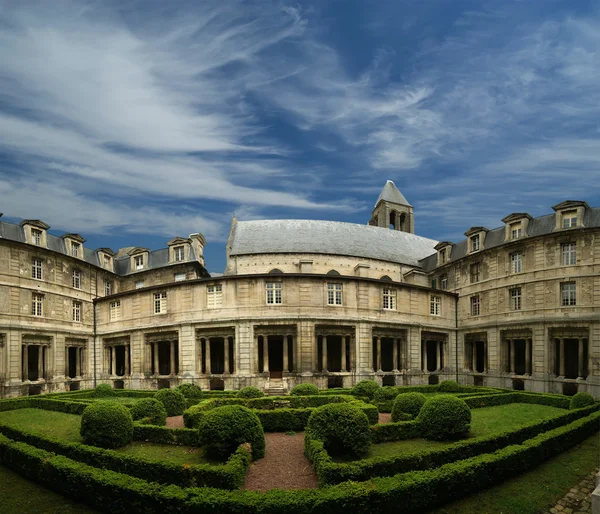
[326,270,340,276]
[268,268,283,274]
[389,211,397,230]
[380,275,392,282]
[399,213,407,232]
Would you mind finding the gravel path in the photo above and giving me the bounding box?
[244,432,319,491]
[378,412,392,424]
[166,415,184,428]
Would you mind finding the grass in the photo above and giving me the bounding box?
[427,434,599,514]
[116,441,216,465]
[357,403,567,460]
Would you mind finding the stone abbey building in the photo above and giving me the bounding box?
[0,181,598,398]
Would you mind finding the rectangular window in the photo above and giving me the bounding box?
[32,258,43,280]
[440,275,448,290]
[32,229,42,246]
[562,212,577,228]
[510,252,523,273]
[430,295,441,316]
[510,222,522,240]
[266,282,283,304]
[134,255,144,270]
[109,300,121,321]
[103,255,111,269]
[72,301,82,322]
[470,262,481,283]
[383,288,396,310]
[174,246,185,262]
[470,295,480,316]
[135,280,144,289]
[207,285,223,308]
[327,283,343,306]
[104,280,112,296]
[72,269,81,289]
[431,278,437,289]
[470,234,480,252]
[510,287,521,310]
[32,293,43,316]
[561,243,576,265]
[71,242,80,258]
[154,292,167,314]
[560,282,576,306]
[174,272,186,282]
[440,249,446,264]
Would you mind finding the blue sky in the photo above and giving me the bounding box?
[1,0,599,273]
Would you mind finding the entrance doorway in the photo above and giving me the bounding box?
[268,336,283,379]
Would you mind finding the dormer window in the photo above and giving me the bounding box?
[510,222,522,240]
[135,255,144,270]
[32,229,42,246]
[434,242,453,267]
[562,211,577,228]
[440,248,446,264]
[71,242,80,258]
[470,235,480,252]
[174,246,185,262]
[104,255,111,268]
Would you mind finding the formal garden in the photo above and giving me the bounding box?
[0,380,597,513]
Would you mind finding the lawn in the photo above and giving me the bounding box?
[0,408,212,465]
[366,403,566,460]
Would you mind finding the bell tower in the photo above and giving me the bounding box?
[369,180,414,234]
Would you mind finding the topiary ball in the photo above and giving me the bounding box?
[570,392,596,410]
[155,388,186,416]
[417,395,472,441]
[130,398,167,426]
[351,380,380,400]
[307,403,371,457]
[93,383,115,398]
[176,383,203,402]
[237,386,264,398]
[198,405,265,460]
[80,402,133,449]
[391,392,427,422]
[290,384,320,396]
[439,380,461,393]
[373,386,400,403]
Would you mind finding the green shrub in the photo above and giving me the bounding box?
[351,380,380,400]
[92,384,115,398]
[130,398,167,426]
[198,405,265,460]
[570,392,595,410]
[175,383,203,402]
[307,403,371,457]
[237,386,264,398]
[290,384,320,396]
[439,380,461,393]
[80,402,133,449]
[391,392,427,422]
[418,395,472,441]
[154,389,186,416]
[373,386,400,403]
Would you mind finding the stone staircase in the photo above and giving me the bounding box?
[265,379,287,396]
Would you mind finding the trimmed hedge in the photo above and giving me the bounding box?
[307,403,372,457]
[237,386,264,399]
[418,395,471,441]
[351,380,380,400]
[92,384,115,398]
[175,383,204,402]
[290,384,320,396]
[199,405,265,460]
[133,423,200,446]
[307,402,599,485]
[80,403,134,449]
[154,389,186,416]
[570,392,595,410]
[439,380,461,393]
[391,393,427,422]
[0,410,595,513]
[130,399,167,426]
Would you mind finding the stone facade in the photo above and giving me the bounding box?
[0,182,598,397]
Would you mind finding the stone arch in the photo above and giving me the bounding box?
[389,211,397,230]
[399,212,407,232]
[326,270,341,276]
[380,275,393,282]
[268,268,283,274]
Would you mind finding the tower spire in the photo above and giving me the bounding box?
[369,180,414,233]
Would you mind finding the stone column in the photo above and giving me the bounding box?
[341,336,347,372]
[322,335,328,372]
[436,341,441,371]
[484,341,489,373]
[472,342,477,372]
[376,336,381,371]
[422,341,426,372]
[231,337,235,374]
[283,335,289,373]
[578,338,585,379]
[153,342,159,375]
[169,341,176,375]
[75,347,81,377]
[254,335,260,373]
[510,340,516,374]
[124,345,130,375]
[525,339,532,375]
[206,339,211,375]
[22,345,28,381]
[111,346,117,377]
[38,346,44,380]
[224,338,230,374]
[559,338,565,377]
[263,336,269,373]
[392,338,398,372]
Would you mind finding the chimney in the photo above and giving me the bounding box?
[189,233,206,267]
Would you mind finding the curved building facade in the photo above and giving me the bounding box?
[0,183,597,398]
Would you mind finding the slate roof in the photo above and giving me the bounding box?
[375,180,411,207]
[419,207,600,272]
[229,219,438,267]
